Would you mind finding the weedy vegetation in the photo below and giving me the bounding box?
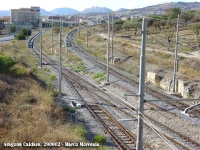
[0,36,98,149]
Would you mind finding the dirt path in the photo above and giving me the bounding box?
[98,33,200,59]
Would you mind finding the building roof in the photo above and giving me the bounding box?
[11,7,40,11]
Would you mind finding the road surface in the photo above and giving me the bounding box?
[0,35,14,42]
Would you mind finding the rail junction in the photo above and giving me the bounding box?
[28,27,200,150]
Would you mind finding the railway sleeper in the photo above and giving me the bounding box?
[119,137,131,141]
[94,111,107,116]
[108,127,121,130]
[88,105,99,109]
[104,121,116,125]
[115,133,126,136]
[100,119,112,122]
[93,110,103,113]
[105,122,116,125]
[126,143,136,147]
[112,128,124,132]
[112,129,124,133]
[115,135,128,138]
[123,140,134,144]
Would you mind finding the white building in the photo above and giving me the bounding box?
[10,6,40,26]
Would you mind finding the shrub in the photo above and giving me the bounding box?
[93,134,106,145]
[74,125,86,137]
[70,107,76,113]
[96,37,101,42]
[99,76,106,81]
[0,54,17,72]
[15,31,26,40]
[44,67,50,72]
[63,105,70,111]
[97,146,110,150]
[126,69,132,74]
[76,39,84,45]
[92,72,105,79]
[50,74,56,81]
[21,28,32,36]
[9,24,16,33]
[33,68,38,74]
[73,65,86,72]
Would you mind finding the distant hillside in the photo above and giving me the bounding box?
[40,8,51,16]
[117,8,128,12]
[50,8,79,15]
[131,2,200,15]
[1,2,200,17]
[81,6,112,14]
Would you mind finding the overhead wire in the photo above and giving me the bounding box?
[148,33,200,77]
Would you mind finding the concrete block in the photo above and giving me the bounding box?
[105,55,112,62]
[177,80,188,96]
[160,78,173,91]
[147,72,163,84]
[113,57,120,64]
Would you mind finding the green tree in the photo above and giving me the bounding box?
[153,21,161,30]
[115,20,125,25]
[114,24,123,32]
[21,28,31,36]
[123,21,134,31]
[0,54,17,72]
[15,31,26,40]
[181,12,195,26]
[131,19,141,35]
[9,24,16,33]
[188,23,200,35]
[191,15,200,23]
[167,8,181,20]
[114,20,125,32]
[0,20,5,34]
[195,35,200,47]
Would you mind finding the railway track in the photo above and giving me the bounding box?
[77,76,200,150]
[66,28,200,118]
[64,28,200,149]
[29,31,152,150]
[29,29,200,149]
[60,65,200,150]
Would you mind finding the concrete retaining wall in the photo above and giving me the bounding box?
[147,72,163,84]
[147,71,197,98]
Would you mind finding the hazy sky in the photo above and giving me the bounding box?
[1,0,200,11]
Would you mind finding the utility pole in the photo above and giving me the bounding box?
[86,25,88,47]
[40,18,42,68]
[111,12,114,63]
[106,13,110,83]
[79,13,80,39]
[51,16,53,53]
[136,18,147,150]
[59,18,62,97]
[173,14,180,92]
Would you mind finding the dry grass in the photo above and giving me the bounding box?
[36,27,70,55]
[77,25,200,81]
[0,74,85,149]
[0,37,96,150]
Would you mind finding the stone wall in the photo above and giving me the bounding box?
[147,71,199,98]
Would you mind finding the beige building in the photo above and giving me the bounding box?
[10,6,40,26]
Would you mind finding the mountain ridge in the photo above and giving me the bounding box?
[1,2,200,16]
